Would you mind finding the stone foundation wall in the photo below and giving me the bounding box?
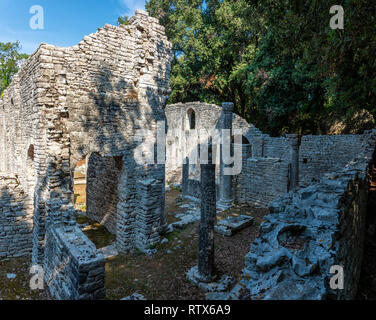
[0,178,33,259]
[44,224,105,300]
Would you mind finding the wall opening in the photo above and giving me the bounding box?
[85,153,123,235]
[73,157,87,212]
[187,108,196,130]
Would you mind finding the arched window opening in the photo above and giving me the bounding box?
[187,108,196,130]
[27,144,35,161]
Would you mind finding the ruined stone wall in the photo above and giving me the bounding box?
[0,49,45,194]
[165,102,261,187]
[233,144,251,204]
[263,136,291,161]
[0,177,33,259]
[299,134,371,186]
[0,47,51,263]
[10,10,172,260]
[243,157,290,207]
[44,223,105,300]
[165,102,375,209]
[0,10,172,299]
[228,131,376,300]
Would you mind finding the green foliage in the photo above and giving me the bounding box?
[117,15,130,25]
[143,1,376,134]
[0,41,29,96]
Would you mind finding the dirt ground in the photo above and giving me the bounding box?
[0,256,51,300]
[104,190,268,300]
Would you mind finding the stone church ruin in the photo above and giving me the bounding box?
[1,10,376,300]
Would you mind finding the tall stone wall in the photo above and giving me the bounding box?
[0,10,172,299]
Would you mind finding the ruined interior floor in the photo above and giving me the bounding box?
[0,190,267,300]
[1,176,376,300]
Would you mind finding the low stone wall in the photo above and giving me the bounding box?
[228,133,376,299]
[0,178,33,259]
[44,223,105,300]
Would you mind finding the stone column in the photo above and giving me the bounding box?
[219,102,234,207]
[134,178,161,252]
[287,134,301,191]
[182,157,189,196]
[252,136,264,157]
[197,141,217,281]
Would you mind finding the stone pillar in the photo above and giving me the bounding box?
[182,157,189,196]
[287,134,301,191]
[134,178,161,252]
[252,136,264,157]
[219,102,234,207]
[197,141,216,281]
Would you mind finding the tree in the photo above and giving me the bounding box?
[117,15,130,26]
[0,41,29,95]
[144,0,376,135]
[0,41,29,97]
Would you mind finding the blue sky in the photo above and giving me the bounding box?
[0,0,147,54]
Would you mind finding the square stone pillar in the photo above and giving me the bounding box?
[286,134,301,191]
[134,178,162,251]
[219,102,234,208]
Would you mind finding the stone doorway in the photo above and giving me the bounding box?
[73,153,123,235]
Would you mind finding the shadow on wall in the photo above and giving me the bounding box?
[0,182,33,260]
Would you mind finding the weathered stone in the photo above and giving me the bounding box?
[215,215,254,236]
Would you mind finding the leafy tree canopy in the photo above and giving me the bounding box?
[143,0,376,135]
[0,41,29,98]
